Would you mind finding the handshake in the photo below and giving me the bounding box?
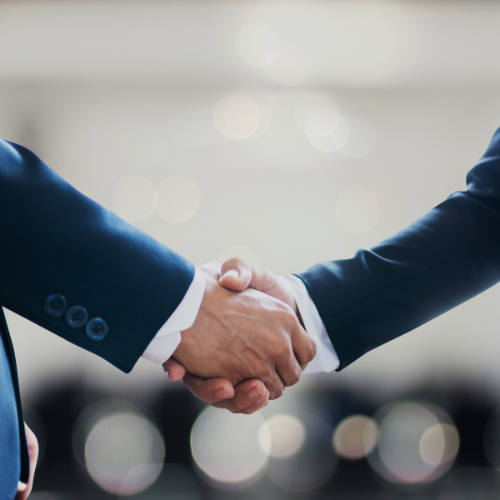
[163,258,317,415]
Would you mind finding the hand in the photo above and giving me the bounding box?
[15,423,38,500]
[165,258,313,411]
[164,261,316,400]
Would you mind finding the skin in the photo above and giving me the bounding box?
[167,262,315,400]
[164,258,304,413]
[15,423,38,500]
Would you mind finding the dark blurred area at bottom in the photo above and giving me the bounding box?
[25,380,500,500]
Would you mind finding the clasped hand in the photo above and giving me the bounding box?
[163,259,317,414]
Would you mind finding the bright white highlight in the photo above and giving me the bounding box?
[266,414,306,459]
[85,412,165,495]
[191,406,270,485]
[368,402,459,484]
[333,415,378,460]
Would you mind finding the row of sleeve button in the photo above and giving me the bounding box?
[43,294,109,342]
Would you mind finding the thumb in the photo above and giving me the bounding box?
[218,257,253,292]
[219,258,296,312]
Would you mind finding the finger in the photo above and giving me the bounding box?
[212,379,267,412]
[15,424,38,500]
[290,319,317,371]
[264,369,287,400]
[163,358,186,381]
[273,335,302,392]
[183,372,235,403]
[233,389,270,415]
[219,257,253,292]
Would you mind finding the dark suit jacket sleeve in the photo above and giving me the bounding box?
[298,127,500,371]
[0,139,195,373]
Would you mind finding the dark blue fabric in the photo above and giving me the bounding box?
[298,127,500,370]
[0,332,21,500]
[0,139,197,490]
[0,139,195,372]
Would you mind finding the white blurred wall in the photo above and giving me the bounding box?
[2,0,500,399]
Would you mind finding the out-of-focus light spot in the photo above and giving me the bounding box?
[420,423,459,467]
[156,176,200,224]
[368,402,459,484]
[112,175,158,223]
[266,412,337,492]
[267,45,311,86]
[335,187,379,233]
[338,115,376,159]
[218,246,262,266]
[213,94,261,139]
[191,406,270,486]
[265,414,306,459]
[333,415,378,460]
[235,25,281,67]
[85,412,165,495]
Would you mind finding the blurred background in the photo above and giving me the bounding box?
[3,0,500,498]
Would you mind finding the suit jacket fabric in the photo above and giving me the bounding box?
[0,139,195,494]
[299,127,500,370]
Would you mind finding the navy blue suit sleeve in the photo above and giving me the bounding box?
[0,140,195,373]
[298,127,500,370]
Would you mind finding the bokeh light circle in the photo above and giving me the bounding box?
[368,402,459,484]
[235,24,281,67]
[213,94,261,139]
[218,245,262,266]
[266,414,306,459]
[335,187,379,233]
[191,406,270,486]
[156,176,200,223]
[333,415,378,460]
[112,175,158,223]
[85,412,165,495]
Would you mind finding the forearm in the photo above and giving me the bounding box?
[0,140,194,372]
[299,127,500,369]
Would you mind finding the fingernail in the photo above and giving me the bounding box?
[215,388,228,399]
[18,482,27,492]
[221,269,239,280]
[249,386,265,399]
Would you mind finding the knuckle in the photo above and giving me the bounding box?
[288,369,300,387]
[270,383,284,400]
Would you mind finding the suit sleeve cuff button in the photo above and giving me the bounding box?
[86,318,109,341]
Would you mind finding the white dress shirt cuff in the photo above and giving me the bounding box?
[282,274,339,374]
[142,267,205,364]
